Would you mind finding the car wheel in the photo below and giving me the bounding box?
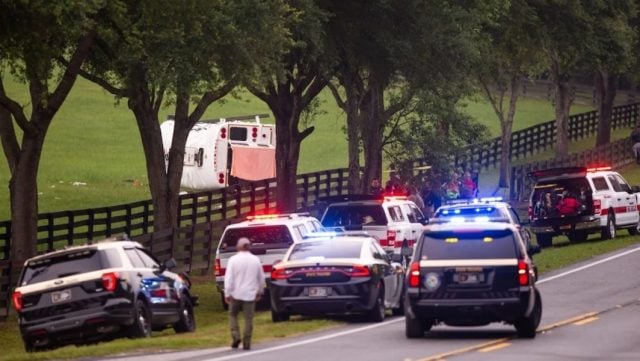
[628,224,639,236]
[173,297,196,333]
[129,299,152,338]
[568,231,588,243]
[405,315,425,338]
[366,286,386,323]
[602,213,616,240]
[536,234,552,248]
[514,289,542,339]
[23,339,35,353]
[271,309,290,323]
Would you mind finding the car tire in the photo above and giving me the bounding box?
[601,213,616,240]
[173,297,196,333]
[23,339,35,353]
[568,231,588,243]
[514,289,542,339]
[366,286,386,323]
[405,316,425,338]
[129,299,152,338]
[628,224,639,236]
[536,234,552,248]
[271,309,290,323]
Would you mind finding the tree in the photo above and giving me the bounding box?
[324,0,494,191]
[589,1,637,146]
[0,1,102,264]
[476,0,543,188]
[248,0,330,211]
[79,0,290,230]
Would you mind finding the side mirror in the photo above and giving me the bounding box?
[163,258,177,271]
[528,245,541,256]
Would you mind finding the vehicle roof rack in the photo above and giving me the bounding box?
[166,114,270,124]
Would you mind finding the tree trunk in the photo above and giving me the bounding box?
[345,93,362,194]
[498,76,520,188]
[550,62,573,158]
[595,70,618,147]
[360,83,384,192]
[9,132,46,266]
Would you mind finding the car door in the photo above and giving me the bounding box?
[607,175,633,225]
[370,242,400,304]
[614,174,639,225]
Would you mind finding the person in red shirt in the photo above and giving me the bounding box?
[556,191,580,215]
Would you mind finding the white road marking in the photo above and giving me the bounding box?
[203,318,403,361]
[203,244,640,361]
[537,245,640,284]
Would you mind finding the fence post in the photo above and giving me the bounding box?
[47,214,54,251]
[235,184,242,217]
[125,204,132,236]
[220,188,228,220]
[250,182,256,215]
[264,180,271,213]
[142,202,150,234]
[66,211,74,247]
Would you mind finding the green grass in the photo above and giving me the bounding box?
[0,281,340,361]
[0,75,595,221]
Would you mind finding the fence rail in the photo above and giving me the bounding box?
[452,103,638,171]
[509,138,635,202]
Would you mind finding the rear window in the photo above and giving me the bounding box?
[531,177,592,218]
[420,230,518,260]
[322,204,388,227]
[288,240,363,261]
[20,248,121,286]
[229,127,248,141]
[219,225,293,253]
[592,177,609,191]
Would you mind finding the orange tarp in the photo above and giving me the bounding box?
[230,146,276,181]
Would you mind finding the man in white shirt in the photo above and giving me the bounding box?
[224,237,265,350]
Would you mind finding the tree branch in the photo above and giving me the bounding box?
[0,102,20,173]
[300,75,328,108]
[153,85,166,116]
[68,61,126,97]
[480,78,505,123]
[299,125,315,141]
[189,81,236,124]
[0,77,32,133]
[47,29,97,115]
[327,81,346,111]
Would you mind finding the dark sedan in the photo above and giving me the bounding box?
[269,235,405,322]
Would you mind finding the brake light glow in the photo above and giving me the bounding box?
[214,258,225,276]
[102,272,119,292]
[586,166,612,172]
[252,127,258,138]
[12,291,23,312]
[271,267,290,280]
[220,128,227,139]
[518,260,529,286]
[350,265,370,277]
[408,262,420,288]
[593,199,601,215]
[383,196,408,201]
[247,214,281,220]
[387,230,397,247]
[151,289,168,298]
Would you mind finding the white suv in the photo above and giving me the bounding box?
[213,213,322,308]
[320,196,426,255]
[528,166,640,247]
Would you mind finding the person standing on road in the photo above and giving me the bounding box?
[631,125,640,164]
[224,238,265,350]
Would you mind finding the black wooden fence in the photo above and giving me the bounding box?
[509,138,635,202]
[452,103,638,171]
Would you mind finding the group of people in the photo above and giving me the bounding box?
[533,188,587,218]
[369,169,478,219]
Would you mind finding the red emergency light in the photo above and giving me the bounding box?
[586,166,612,172]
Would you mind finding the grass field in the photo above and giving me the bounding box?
[0,76,592,221]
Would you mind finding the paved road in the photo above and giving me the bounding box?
[106,245,640,361]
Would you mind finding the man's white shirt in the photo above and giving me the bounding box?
[224,251,266,301]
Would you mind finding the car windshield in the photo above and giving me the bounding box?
[321,204,388,227]
[219,225,293,253]
[20,248,121,286]
[420,230,518,260]
[288,240,363,261]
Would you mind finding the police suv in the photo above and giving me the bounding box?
[214,213,323,308]
[529,166,640,247]
[405,222,542,338]
[320,195,426,255]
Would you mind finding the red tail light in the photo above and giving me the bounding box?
[350,265,370,277]
[387,230,397,247]
[408,262,420,288]
[518,260,529,286]
[151,289,168,298]
[271,267,289,280]
[214,258,225,276]
[102,272,119,292]
[593,199,601,215]
[220,128,227,139]
[218,172,225,184]
[252,127,258,138]
[12,291,23,312]
[528,206,533,220]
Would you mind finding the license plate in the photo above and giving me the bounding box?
[308,287,329,297]
[51,289,72,303]
[454,273,483,284]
